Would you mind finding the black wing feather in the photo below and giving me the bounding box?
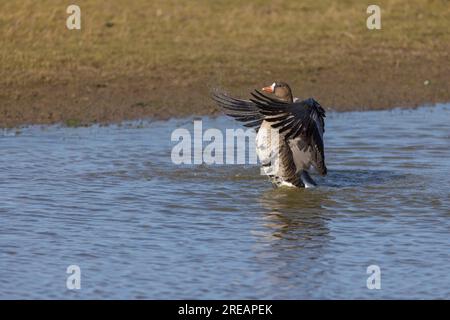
[250,90,327,175]
[211,91,264,130]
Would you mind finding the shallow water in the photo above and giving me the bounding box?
[1,105,449,299]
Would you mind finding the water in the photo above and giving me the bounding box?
[1,104,449,299]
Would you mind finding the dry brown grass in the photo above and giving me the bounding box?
[1,0,449,127]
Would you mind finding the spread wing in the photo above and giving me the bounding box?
[249,90,327,175]
[211,91,264,130]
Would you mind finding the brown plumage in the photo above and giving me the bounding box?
[212,82,326,188]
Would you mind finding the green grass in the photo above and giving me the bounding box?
[64,118,81,127]
[2,0,448,85]
[0,0,449,127]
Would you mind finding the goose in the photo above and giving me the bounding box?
[212,82,326,188]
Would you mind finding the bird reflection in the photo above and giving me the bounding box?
[246,186,335,288]
[255,186,334,249]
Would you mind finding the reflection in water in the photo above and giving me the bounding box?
[249,188,337,297]
[258,188,332,246]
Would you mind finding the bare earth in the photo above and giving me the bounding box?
[1,0,449,127]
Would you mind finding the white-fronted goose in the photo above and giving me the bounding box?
[212,82,327,188]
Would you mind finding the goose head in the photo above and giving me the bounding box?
[261,81,293,103]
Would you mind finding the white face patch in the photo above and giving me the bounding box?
[271,83,276,91]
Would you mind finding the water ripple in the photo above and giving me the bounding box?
[1,105,449,299]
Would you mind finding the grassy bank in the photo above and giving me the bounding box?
[1,0,449,127]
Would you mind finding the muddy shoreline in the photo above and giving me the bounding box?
[2,57,449,128]
[1,1,449,128]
